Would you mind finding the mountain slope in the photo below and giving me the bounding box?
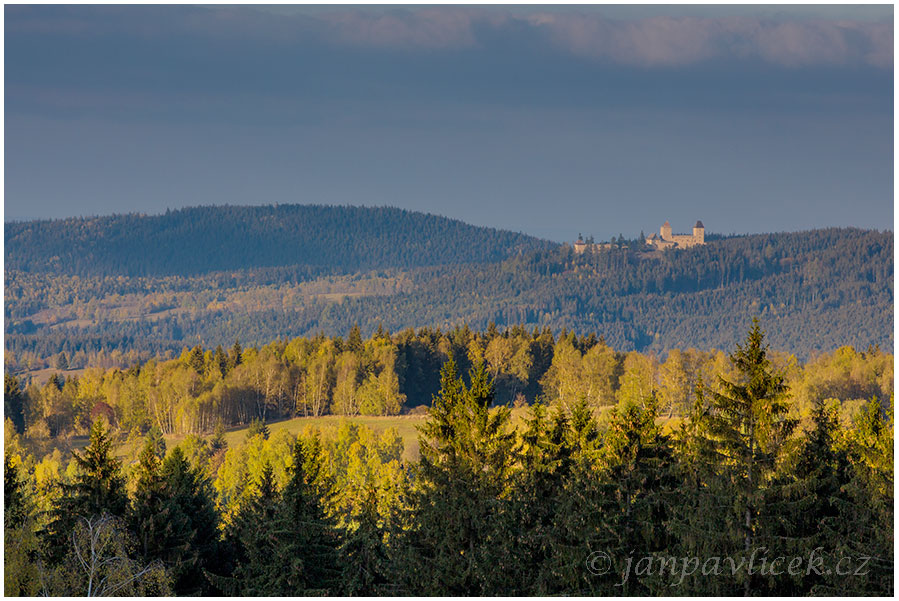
[3,213,892,365]
[4,204,554,277]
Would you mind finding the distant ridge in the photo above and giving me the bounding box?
[4,205,556,277]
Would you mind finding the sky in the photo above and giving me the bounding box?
[3,4,894,242]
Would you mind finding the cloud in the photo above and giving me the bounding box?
[524,13,893,68]
[5,6,892,68]
[319,8,479,50]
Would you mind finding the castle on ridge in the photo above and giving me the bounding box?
[645,220,705,249]
[573,220,705,254]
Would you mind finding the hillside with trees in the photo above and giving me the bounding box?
[4,204,552,277]
[4,324,893,595]
[5,207,891,370]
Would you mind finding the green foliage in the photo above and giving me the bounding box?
[6,226,890,366]
[247,417,269,440]
[400,359,518,595]
[4,373,26,433]
[145,425,166,459]
[43,420,129,563]
[4,454,41,596]
[38,514,172,596]
[0,322,893,596]
[130,445,221,595]
[221,437,342,595]
[5,205,548,277]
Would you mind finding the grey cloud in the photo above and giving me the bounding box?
[5,5,892,68]
[525,13,892,68]
[320,8,479,49]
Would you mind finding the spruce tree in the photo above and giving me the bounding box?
[271,436,342,594]
[130,445,221,595]
[530,397,604,595]
[770,398,853,595]
[213,345,229,378]
[508,401,575,594]
[4,374,26,434]
[401,359,517,595]
[217,462,281,595]
[672,321,797,595]
[822,397,894,595]
[597,395,676,595]
[4,455,40,595]
[341,487,391,595]
[43,420,128,563]
[4,453,31,530]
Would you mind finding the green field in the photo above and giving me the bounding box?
[221,414,429,461]
[65,405,648,465]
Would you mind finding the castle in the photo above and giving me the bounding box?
[573,220,705,254]
[645,220,705,249]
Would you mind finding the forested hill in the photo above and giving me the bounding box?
[4,224,892,368]
[4,205,554,277]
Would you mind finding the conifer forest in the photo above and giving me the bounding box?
[3,320,893,595]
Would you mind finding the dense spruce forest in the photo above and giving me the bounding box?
[4,205,551,277]
[4,206,892,370]
[4,324,893,595]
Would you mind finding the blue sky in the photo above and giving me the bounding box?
[4,4,893,241]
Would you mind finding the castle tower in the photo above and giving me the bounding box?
[573,233,586,254]
[660,220,672,241]
[693,220,705,244]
